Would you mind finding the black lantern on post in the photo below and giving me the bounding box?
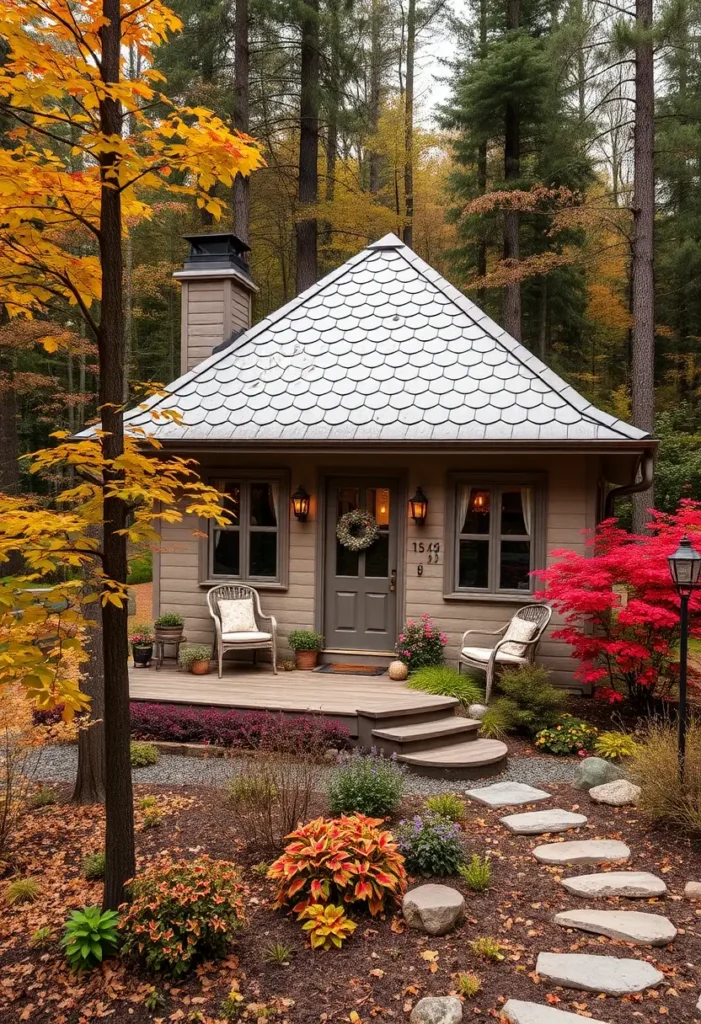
[290,485,310,522]
[409,487,428,525]
[667,534,701,779]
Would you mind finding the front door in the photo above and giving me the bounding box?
[324,478,398,652]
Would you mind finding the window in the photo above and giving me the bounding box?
[446,475,545,598]
[207,476,287,585]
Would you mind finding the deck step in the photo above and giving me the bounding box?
[372,716,480,754]
[397,737,508,781]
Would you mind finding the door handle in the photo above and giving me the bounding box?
[389,569,396,592]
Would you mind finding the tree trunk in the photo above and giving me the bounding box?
[402,0,415,248]
[98,0,135,910]
[630,0,655,531]
[368,0,382,194]
[503,0,521,340]
[476,0,488,305]
[72,527,105,805]
[295,0,319,294]
[233,0,250,242]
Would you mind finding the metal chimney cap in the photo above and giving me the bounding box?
[182,232,251,272]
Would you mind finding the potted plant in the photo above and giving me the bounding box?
[179,643,212,675]
[130,624,154,668]
[288,630,324,670]
[154,612,185,643]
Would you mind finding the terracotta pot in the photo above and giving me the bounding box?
[190,659,211,675]
[388,659,408,681]
[155,626,184,643]
[132,643,153,668]
[295,650,319,670]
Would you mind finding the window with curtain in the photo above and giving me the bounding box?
[453,481,538,595]
[210,479,281,581]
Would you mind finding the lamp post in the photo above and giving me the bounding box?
[667,534,701,780]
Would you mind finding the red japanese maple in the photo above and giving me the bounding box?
[535,501,701,709]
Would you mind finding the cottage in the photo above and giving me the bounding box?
[128,231,653,693]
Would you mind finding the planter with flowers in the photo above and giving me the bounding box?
[288,630,324,670]
[130,624,154,668]
[154,611,185,645]
[395,614,447,671]
[178,643,212,675]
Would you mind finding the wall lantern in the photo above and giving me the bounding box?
[409,487,428,525]
[667,533,701,781]
[290,484,310,522]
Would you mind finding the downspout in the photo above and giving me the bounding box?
[604,447,655,519]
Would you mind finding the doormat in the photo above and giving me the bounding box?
[314,663,387,677]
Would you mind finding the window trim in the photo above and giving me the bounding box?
[199,470,290,590]
[443,471,546,602]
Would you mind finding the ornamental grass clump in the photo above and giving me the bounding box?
[458,854,492,892]
[407,665,481,707]
[628,720,701,834]
[535,714,598,756]
[396,814,464,876]
[328,749,404,817]
[267,813,407,916]
[119,856,245,976]
[396,614,447,669]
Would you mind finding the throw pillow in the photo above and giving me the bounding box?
[219,598,257,634]
[500,617,538,657]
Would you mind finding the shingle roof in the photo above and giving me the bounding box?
[125,233,649,444]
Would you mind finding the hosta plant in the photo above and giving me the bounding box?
[119,857,245,976]
[62,906,120,972]
[267,814,407,916]
[594,731,641,760]
[300,903,357,950]
[535,715,598,756]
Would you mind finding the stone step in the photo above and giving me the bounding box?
[535,951,664,995]
[500,809,587,836]
[372,715,480,755]
[466,781,551,808]
[554,908,677,946]
[561,871,667,899]
[396,736,508,781]
[533,839,630,866]
[501,1000,611,1024]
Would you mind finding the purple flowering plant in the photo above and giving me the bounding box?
[395,614,447,669]
[396,812,465,876]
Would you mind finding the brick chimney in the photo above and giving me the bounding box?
[173,233,257,374]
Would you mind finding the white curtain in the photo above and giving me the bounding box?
[458,485,472,535]
[521,486,533,536]
[270,481,279,526]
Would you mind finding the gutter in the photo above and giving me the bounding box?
[604,446,655,518]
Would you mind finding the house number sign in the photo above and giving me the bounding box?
[412,541,440,575]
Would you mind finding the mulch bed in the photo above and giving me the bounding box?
[2,781,701,1023]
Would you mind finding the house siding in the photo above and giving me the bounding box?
[180,279,252,372]
[154,452,599,688]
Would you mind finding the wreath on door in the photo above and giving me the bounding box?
[336,509,380,552]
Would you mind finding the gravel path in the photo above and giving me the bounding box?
[35,744,577,794]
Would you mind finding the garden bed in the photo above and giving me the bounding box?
[2,781,701,1023]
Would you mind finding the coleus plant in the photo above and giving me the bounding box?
[300,903,357,950]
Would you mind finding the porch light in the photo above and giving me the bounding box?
[290,484,310,522]
[409,487,428,525]
[667,533,701,782]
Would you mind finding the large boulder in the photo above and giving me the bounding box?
[572,756,625,791]
[588,779,640,806]
[410,997,463,1024]
[402,884,465,936]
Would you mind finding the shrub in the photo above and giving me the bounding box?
[5,877,42,905]
[594,731,641,760]
[458,854,492,892]
[535,715,598,756]
[120,857,245,976]
[628,720,701,833]
[456,972,482,997]
[495,665,566,736]
[396,614,447,669]
[155,612,184,628]
[424,793,466,822]
[30,785,57,808]
[300,903,357,950]
[127,550,153,585]
[130,741,159,768]
[407,666,481,706]
[328,750,405,817]
[130,702,350,752]
[178,643,212,669]
[396,814,464,876]
[470,936,504,961]
[142,807,163,829]
[268,814,407,916]
[62,906,120,972]
[287,630,324,651]
[479,699,518,740]
[82,852,105,880]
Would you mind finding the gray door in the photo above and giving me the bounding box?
[324,478,398,652]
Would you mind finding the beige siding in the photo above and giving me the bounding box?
[181,279,252,372]
[155,452,599,686]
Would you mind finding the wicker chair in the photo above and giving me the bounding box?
[206,584,278,678]
[458,603,552,702]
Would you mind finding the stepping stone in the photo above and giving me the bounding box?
[533,839,630,866]
[561,870,667,899]
[501,1000,611,1024]
[589,779,641,806]
[573,757,625,791]
[402,884,465,936]
[554,909,677,946]
[535,952,664,994]
[685,880,701,899]
[500,809,587,835]
[410,996,462,1024]
[466,781,551,808]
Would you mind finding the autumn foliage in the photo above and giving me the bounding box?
[536,501,701,707]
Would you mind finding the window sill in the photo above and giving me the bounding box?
[199,579,288,592]
[442,591,536,604]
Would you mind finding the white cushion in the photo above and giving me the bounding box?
[222,630,272,644]
[461,645,528,666]
[500,617,538,657]
[218,598,256,634]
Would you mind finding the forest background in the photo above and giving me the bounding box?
[2,0,699,529]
